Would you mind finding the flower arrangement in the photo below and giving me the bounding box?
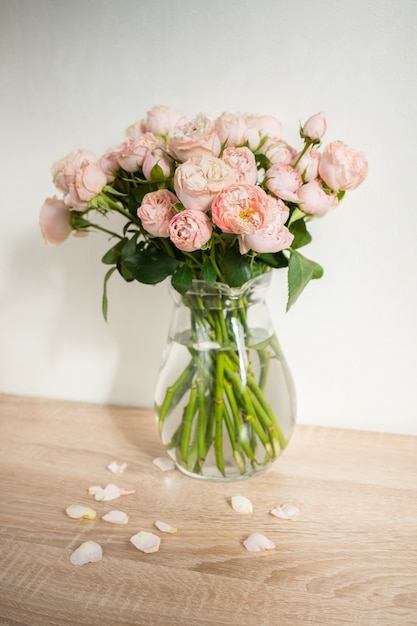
[40,106,367,479]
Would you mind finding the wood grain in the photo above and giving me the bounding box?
[0,393,416,626]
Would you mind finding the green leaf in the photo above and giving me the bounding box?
[101,238,128,265]
[287,249,324,311]
[171,264,193,294]
[257,251,289,269]
[121,246,179,284]
[289,219,312,249]
[288,207,307,227]
[202,255,217,285]
[129,184,158,208]
[102,266,117,322]
[223,247,251,287]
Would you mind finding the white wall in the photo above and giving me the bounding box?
[1,0,416,434]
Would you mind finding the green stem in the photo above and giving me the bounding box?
[180,383,198,465]
[214,352,226,476]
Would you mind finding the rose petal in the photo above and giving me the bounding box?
[154,520,177,533]
[270,503,300,520]
[152,457,176,472]
[107,461,127,474]
[102,510,129,524]
[65,504,97,520]
[243,533,276,552]
[87,484,135,501]
[231,495,253,514]
[70,541,103,565]
[130,531,160,553]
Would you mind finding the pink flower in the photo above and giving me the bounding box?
[222,146,258,185]
[298,179,339,216]
[125,118,146,139]
[174,155,235,212]
[243,114,283,149]
[302,112,327,141]
[211,183,272,235]
[116,133,163,173]
[261,139,297,165]
[53,151,107,210]
[265,162,302,202]
[67,165,108,210]
[39,196,72,246]
[318,141,368,191]
[142,147,172,180]
[51,149,99,194]
[214,112,249,147]
[144,105,186,136]
[239,196,293,254]
[138,190,178,237]
[168,209,212,252]
[293,147,320,182]
[168,114,221,161]
[99,148,121,183]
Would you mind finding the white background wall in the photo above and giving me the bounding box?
[1,0,416,435]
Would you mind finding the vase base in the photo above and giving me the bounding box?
[174,461,273,482]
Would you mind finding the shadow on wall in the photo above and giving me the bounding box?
[1,228,171,407]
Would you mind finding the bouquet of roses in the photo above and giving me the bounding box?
[40,106,367,479]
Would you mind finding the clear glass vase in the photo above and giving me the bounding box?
[154,272,296,481]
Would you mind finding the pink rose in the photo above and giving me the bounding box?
[211,183,272,235]
[99,148,121,183]
[261,139,297,165]
[52,149,99,194]
[265,163,302,202]
[66,165,107,210]
[243,114,283,150]
[318,141,368,191]
[168,209,212,252]
[301,112,327,141]
[239,223,294,255]
[294,147,320,182]
[144,105,186,136]
[125,119,146,139]
[239,196,293,254]
[168,114,221,161]
[222,146,258,185]
[39,196,72,246]
[117,133,163,172]
[142,147,172,180]
[298,179,339,216]
[138,189,178,237]
[214,112,248,147]
[174,155,235,212]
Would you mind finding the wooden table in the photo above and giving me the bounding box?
[0,394,416,626]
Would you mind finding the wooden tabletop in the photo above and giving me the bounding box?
[0,393,416,626]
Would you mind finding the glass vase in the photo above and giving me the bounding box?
[154,272,296,481]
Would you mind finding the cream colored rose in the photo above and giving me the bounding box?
[174,155,235,211]
[145,105,186,136]
[168,114,221,161]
